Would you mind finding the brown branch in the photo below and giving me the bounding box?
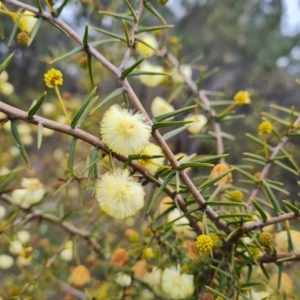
[1,0,229,234]
[0,102,201,234]
[259,252,300,263]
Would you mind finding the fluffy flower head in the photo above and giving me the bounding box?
[184,114,207,134]
[100,105,151,156]
[139,62,165,87]
[234,90,250,105]
[96,168,145,219]
[138,143,164,173]
[258,121,273,135]
[195,235,214,254]
[161,266,194,299]
[137,33,158,57]
[151,96,175,119]
[44,68,63,88]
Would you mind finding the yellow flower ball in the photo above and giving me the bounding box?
[233,90,250,105]
[44,68,63,88]
[258,121,273,135]
[195,235,214,254]
[100,105,152,156]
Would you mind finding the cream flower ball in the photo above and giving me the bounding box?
[161,266,194,299]
[172,65,192,84]
[151,97,175,119]
[11,178,45,206]
[0,71,14,96]
[138,143,164,173]
[0,205,6,219]
[168,209,196,239]
[0,254,14,269]
[115,273,132,287]
[184,114,207,134]
[17,230,31,244]
[137,33,158,57]
[143,267,162,287]
[9,240,23,255]
[59,241,73,261]
[96,168,145,219]
[100,105,151,156]
[139,62,165,87]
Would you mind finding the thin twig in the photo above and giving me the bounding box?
[0,194,104,257]
[166,52,225,161]
[246,113,300,208]
[119,0,144,71]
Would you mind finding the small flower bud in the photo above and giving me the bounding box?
[79,56,88,69]
[142,227,152,238]
[195,235,214,254]
[17,32,29,45]
[249,247,260,260]
[200,292,214,300]
[158,0,169,5]
[228,190,243,202]
[124,229,140,243]
[233,91,250,105]
[143,247,154,260]
[258,232,273,247]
